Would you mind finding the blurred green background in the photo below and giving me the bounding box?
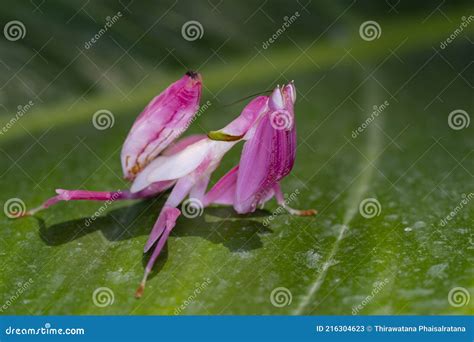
[0,1,473,315]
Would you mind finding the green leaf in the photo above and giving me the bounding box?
[0,10,472,315]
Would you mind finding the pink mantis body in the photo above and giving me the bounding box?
[19,73,316,298]
[205,83,317,216]
[25,72,203,215]
[121,71,202,180]
[130,95,269,296]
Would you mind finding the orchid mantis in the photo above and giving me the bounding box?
[24,72,203,215]
[18,72,316,298]
[206,83,316,217]
[121,71,202,180]
[131,95,269,296]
